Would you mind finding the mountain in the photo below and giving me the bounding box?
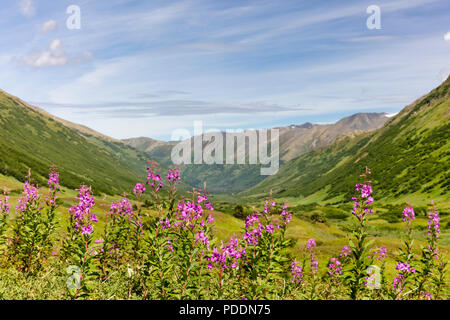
[0,89,149,195]
[124,113,389,193]
[244,77,450,206]
[275,112,389,162]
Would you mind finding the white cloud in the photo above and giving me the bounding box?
[444,32,450,41]
[19,0,35,18]
[23,39,68,67]
[20,39,92,68]
[41,20,58,33]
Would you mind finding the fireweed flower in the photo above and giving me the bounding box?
[194,229,210,250]
[46,170,60,207]
[109,197,133,218]
[146,162,164,192]
[159,217,171,230]
[15,181,40,216]
[306,238,316,250]
[305,239,318,274]
[427,209,440,239]
[427,245,439,260]
[243,213,264,245]
[167,168,181,183]
[109,197,143,242]
[369,247,387,261]
[264,201,269,214]
[207,238,246,270]
[266,223,274,234]
[280,205,292,226]
[69,185,96,236]
[340,246,351,258]
[352,170,374,218]
[198,191,214,211]
[171,194,214,232]
[167,238,174,252]
[0,195,10,216]
[48,171,59,189]
[402,206,415,225]
[361,184,372,198]
[173,200,204,230]
[133,183,146,197]
[290,260,303,284]
[395,261,416,273]
[392,261,416,293]
[327,257,342,276]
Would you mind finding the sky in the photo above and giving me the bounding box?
[0,0,449,140]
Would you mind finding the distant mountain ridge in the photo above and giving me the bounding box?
[124,112,389,193]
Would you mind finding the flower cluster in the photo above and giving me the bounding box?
[263,200,276,214]
[159,217,171,230]
[340,245,351,258]
[369,247,387,261]
[306,238,316,250]
[172,198,214,231]
[207,238,246,270]
[16,181,40,216]
[195,229,210,250]
[392,261,416,291]
[280,204,292,226]
[146,163,163,192]
[327,257,342,276]
[167,168,181,184]
[0,195,10,216]
[109,197,134,218]
[69,185,96,236]
[395,261,416,274]
[243,213,264,245]
[352,168,374,218]
[290,260,303,284]
[197,193,214,211]
[427,209,440,239]
[133,183,146,197]
[46,170,60,207]
[48,170,59,190]
[402,206,415,225]
[305,239,318,274]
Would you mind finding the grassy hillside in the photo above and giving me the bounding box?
[0,90,150,195]
[245,77,450,208]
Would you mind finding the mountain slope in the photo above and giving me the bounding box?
[125,113,389,193]
[276,112,389,162]
[245,77,450,205]
[0,89,149,195]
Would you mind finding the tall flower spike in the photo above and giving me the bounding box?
[69,185,96,236]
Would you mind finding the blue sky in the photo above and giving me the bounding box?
[1,0,449,140]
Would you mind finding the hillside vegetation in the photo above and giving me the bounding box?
[0,90,150,195]
[245,77,450,208]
